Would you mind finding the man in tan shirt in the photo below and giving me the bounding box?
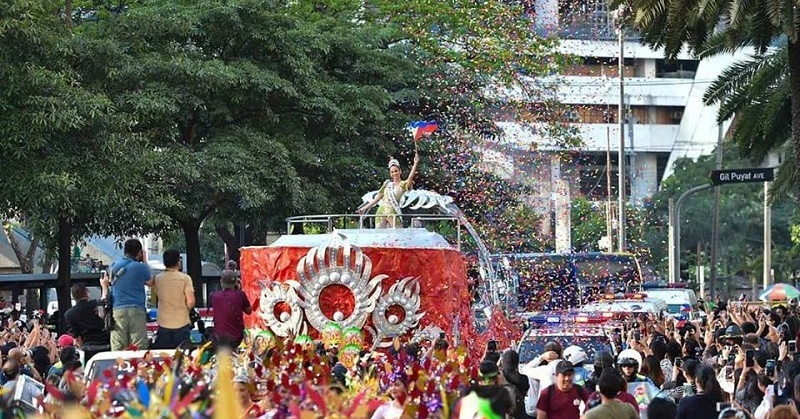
[151,249,195,349]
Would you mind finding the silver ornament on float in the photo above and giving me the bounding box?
[292,233,383,332]
[371,277,425,348]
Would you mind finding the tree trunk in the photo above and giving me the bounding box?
[181,219,205,307]
[789,40,800,200]
[3,222,39,273]
[65,0,73,29]
[56,217,72,334]
[215,223,257,267]
[215,223,240,266]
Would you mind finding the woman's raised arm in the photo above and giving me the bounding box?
[406,151,420,186]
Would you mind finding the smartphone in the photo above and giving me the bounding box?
[746,349,755,367]
[766,359,776,376]
[675,383,690,398]
[487,340,498,352]
[717,402,732,411]
[438,332,446,339]
[634,330,641,341]
[674,357,683,368]
[727,353,736,365]
[790,340,797,353]
[725,366,734,381]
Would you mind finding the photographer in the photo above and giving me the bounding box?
[210,270,251,349]
[109,238,154,351]
[64,282,110,360]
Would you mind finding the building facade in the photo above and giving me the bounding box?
[485,0,743,250]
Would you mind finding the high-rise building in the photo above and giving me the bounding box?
[485,0,743,249]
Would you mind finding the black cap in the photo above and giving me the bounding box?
[479,360,499,379]
[555,360,575,375]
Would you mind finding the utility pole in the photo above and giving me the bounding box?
[669,184,713,284]
[710,124,723,298]
[606,127,613,250]
[764,181,772,290]
[617,7,626,253]
[668,198,675,283]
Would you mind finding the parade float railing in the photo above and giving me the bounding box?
[285,213,463,250]
[281,189,518,319]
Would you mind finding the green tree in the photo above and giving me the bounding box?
[72,0,423,303]
[617,0,800,197]
[570,197,650,255]
[701,44,797,198]
[162,223,225,268]
[643,150,796,286]
[0,0,167,328]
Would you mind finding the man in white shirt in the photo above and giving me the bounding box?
[521,342,563,416]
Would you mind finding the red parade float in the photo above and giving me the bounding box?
[239,190,521,350]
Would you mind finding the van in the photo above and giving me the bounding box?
[579,294,669,319]
[643,287,699,320]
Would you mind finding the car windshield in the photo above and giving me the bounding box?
[667,304,684,314]
[518,334,613,365]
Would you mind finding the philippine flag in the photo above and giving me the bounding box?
[408,120,439,141]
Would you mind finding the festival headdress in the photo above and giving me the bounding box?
[388,157,401,169]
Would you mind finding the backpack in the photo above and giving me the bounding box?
[504,383,527,418]
[99,259,133,332]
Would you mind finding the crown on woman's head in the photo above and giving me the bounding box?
[388,158,401,169]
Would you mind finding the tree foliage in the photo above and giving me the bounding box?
[0,0,167,327]
[70,0,427,302]
[615,0,800,198]
[643,150,797,283]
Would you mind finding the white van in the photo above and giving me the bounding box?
[644,288,699,320]
[578,293,669,319]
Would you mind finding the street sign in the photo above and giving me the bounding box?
[710,168,774,185]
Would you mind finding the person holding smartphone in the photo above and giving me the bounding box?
[109,239,154,351]
[63,282,111,361]
[676,365,722,419]
[735,347,768,413]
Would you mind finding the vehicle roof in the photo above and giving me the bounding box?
[86,349,174,363]
[522,326,609,337]
[580,298,667,312]
[260,229,455,249]
[645,289,698,304]
[490,252,639,261]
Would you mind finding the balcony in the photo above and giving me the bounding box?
[495,121,679,153]
[554,76,695,107]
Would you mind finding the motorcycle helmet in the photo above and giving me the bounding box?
[563,345,588,366]
[617,349,642,369]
